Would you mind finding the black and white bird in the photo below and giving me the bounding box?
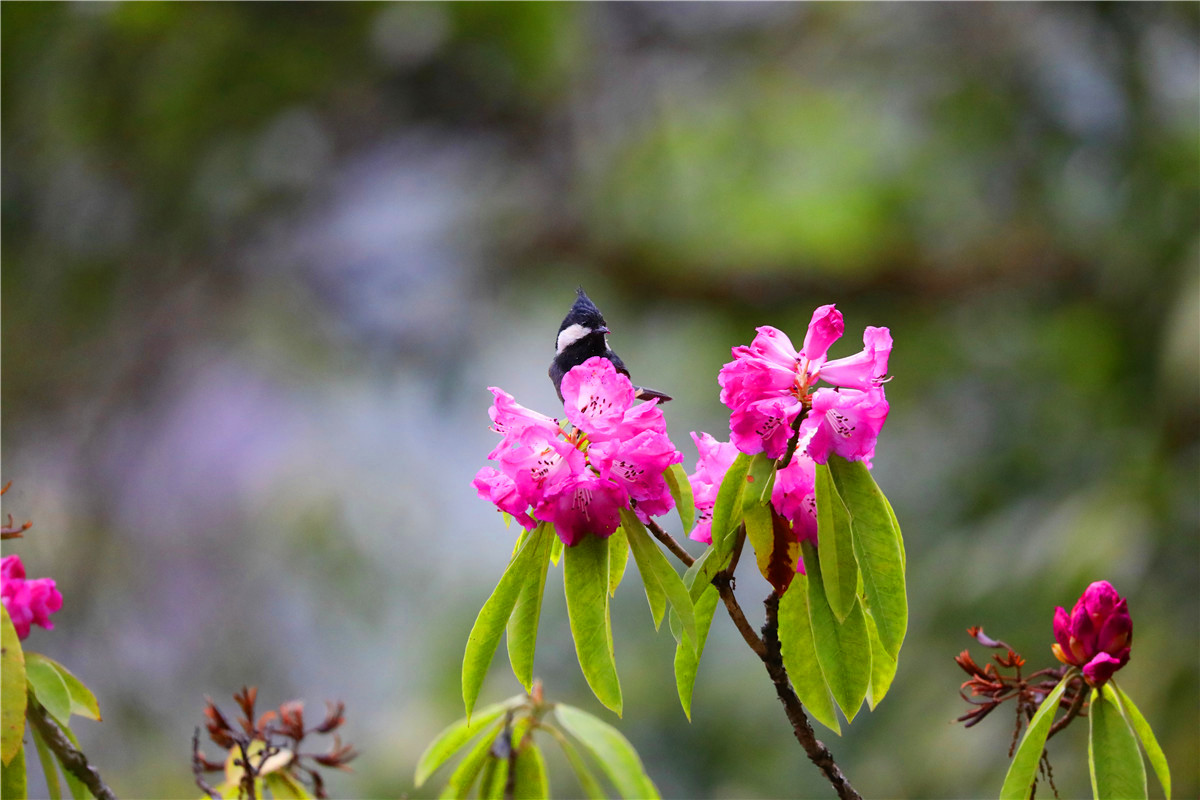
[549,288,673,403]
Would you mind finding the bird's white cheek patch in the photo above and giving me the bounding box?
[556,323,590,353]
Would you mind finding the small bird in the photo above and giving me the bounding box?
[549,288,673,403]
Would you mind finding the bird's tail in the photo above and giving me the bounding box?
[634,386,673,403]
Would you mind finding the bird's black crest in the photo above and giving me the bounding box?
[559,287,607,333]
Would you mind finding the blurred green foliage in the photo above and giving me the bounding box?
[2,3,1196,799]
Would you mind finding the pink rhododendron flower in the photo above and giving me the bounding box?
[805,386,890,466]
[1052,581,1132,687]
[686,432,817,573]
[535,473,628,547]
[685,432,741,545]
[476,358,682,545]
[1,554,63,641]
[719,306,892,462]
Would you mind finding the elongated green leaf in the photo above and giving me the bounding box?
[664,463,695,534]
[544,723,606,800]
[0,741,25,800]
[440,717,505,799]
[24,656,99,722]
[1090,684,1147,800]
[555,704,660,800]
[415,701,513,787]
[683,546,717,602]
[864,610,898,710]
[564,535,622,715]
[507,528,555,692]
[479,752,505,800]
[709,452,753,553]
[815,463,858,622]
[26,657,72,725]
[513,742,550,800]
[1,605,26,766]
[551,534,564,566]
[745,451,777,505]
[1112,682,1171,800]
[31,722,62,800]
[673,584,719,720]
[999,673,1072,800]
[463,526,552,719]
[881,491,905,570]
[778,573,841,734]
[827,456,907,658]
[623,509,696,643]
[803,542,871,722]
[608,526,630,597]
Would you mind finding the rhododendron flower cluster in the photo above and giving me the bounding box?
[719,305,891,464]
[475,357,682,547]
[686,432,818,571]
[1,554,63,640]
[1052,580,1133,687]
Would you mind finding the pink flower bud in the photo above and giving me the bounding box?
[0,555,63,641]
[1051,581,1132,687]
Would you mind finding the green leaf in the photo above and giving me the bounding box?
[827,456,907,658]
[608,526,630,597]
[999,673,1072,800]
[439,717,505,799]
[25,657,71,726]
[683,545,718,602]
[513,742,550,800]
[550,534,564,566]
[479,753,506,800]
[544,723,606,800]
[415,700,513,787]
[709,452,753,554]
[555,704,660,800]
[22,656,99,722]
[462,525,552,719]
[881,491,905,571]
[1090,684,1147,800]
[864,609,898,710]
[0,741,25,800]
[664,463,695,534]
[1112,681,1171,800]
[563,534,623,716]
[31,722,62,800]
[802,542,871,722]
[673,584,719,720]
[744,451,777,507]
[814,463,858,622]
[1,605,26,766]
[507,528,555,692]
[623,509,696,643]
[778,573,841,734]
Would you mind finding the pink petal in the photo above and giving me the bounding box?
[818,326,893,390]
[801,305,844,363]
[561,357,636,436]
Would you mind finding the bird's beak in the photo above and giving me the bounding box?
[598,326,611,335]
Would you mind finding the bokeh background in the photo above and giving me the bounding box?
[3,3,1197,798]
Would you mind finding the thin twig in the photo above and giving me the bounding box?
[713,573,768,659]
[25,694,118,800]
[192,728,222,800]
[645,518,695,567]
